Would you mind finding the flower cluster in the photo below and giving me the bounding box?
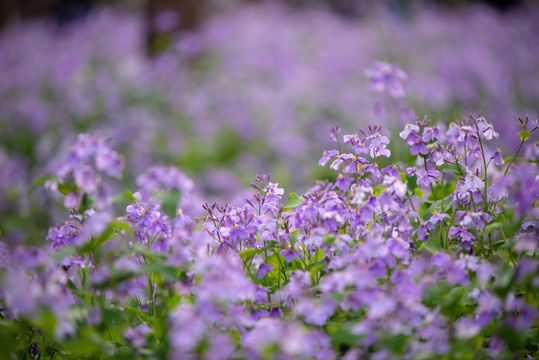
[2,114,537,359]
[0,4,538,357]
[54,133,123,209]
[365,61,408,99]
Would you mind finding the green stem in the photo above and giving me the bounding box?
[423,156,437,201]
[474,122,489,204]
[503,140,524,177]
[146,235,154,316]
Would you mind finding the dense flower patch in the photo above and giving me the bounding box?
[1,2,539,358]
[1,111,538,358]
[1,3,539,246]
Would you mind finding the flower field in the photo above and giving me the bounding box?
[0,2,538,359]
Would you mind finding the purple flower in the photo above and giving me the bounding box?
[334,173,354,191]
[448,226,475,243]
[124,324,151,347]
[462,172,484,192]
[422,125,441,142]
[255,263,274,279]
[431,252,451,269]
[476,118,499,140]
[125,194,171,242]
[95,147,123,179]
[365,61,407,99]
[381,165,399,177]
[73,165,96,193]
[352,141,369,155]
[269,306,284,318]
[417,166,441,188]
[296,298,336,326]
[280,249,298,262]
[369,132,390,147]
[454,210,491,229]
[416,222,435,241]
[318,149,339,167]
[455,317,481,339]
[410,138,429,156]
[428,211,450,224]
[490,148,504,166]
[400,123,420,140]
[344,155,368,174]
[457,126,479,148]
[330,153,354,171]
[363,164,382,178]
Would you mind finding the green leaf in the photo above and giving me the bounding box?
[36,311,57,338]
[498,324,522,351]
[289,231,298,248]
[518,130,531,142]
[331,324,362,348]
[239,248,263,262]
[141,263,178,280]
[437,162,463,175]
[422,195,453,219]
[265,240,279,249]
[481,222,502,236]
[110,220,132,233]
[58,182,76,195]
[63,327,114,356]
[420,236,443,253]
[380,334,408,354]
[286,192,303,208]
[264,253,285,282]
[309,262,326,280]
[313,248,325,262]
[111,190,137,204]
[155,189,181,218]
[112,303,150,322]
[81,220,131,253]
[131,244,162,260]
[423,281,452,308]
[50,245,78,262]
[283,192,303,211]
[28,174,57,195]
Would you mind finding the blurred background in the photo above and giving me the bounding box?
[0,0,537,244]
